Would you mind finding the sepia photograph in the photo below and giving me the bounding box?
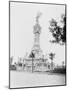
[9,1,66,89]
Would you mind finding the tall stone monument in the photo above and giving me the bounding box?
[31,12,43,59]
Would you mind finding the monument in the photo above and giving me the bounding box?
[22,12,51,72]
[31,12,43,59]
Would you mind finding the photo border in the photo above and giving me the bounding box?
[9,1,67,89]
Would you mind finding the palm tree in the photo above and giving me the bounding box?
[29,52,35,72]
[49,53,55,70]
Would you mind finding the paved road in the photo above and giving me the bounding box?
[10,71,65,88]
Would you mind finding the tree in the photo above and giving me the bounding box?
[10,56,13,65]
[18,57,22,67]
[29,52,35,72]
[61,15,66,43]
[49,14,66,45]
[49,53,55,70]
[62,61,65,68]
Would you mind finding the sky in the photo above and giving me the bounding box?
[10,2,65,65]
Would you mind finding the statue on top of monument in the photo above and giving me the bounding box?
[36,12,42,23]
[33,12,42,34]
